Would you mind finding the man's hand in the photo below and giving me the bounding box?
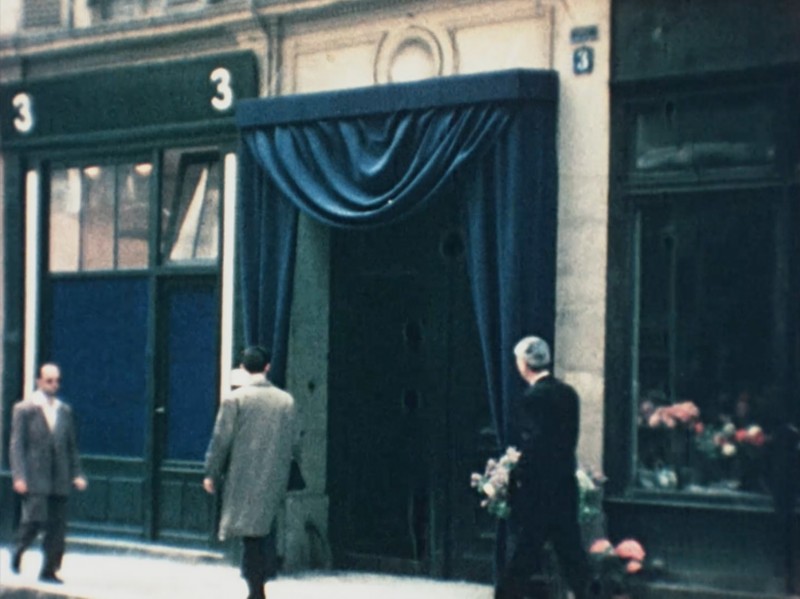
[203,477,216,494]
[73,476,88,491]
[12,479,27,495]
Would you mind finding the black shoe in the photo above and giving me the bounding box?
[39,572,64,584]
[11,550,22,574]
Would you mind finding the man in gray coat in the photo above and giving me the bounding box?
[204,346,301,599]
[10,363,87,583]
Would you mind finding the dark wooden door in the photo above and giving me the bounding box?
[329,191,495,580]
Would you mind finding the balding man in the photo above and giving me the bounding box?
[9,363,87,584]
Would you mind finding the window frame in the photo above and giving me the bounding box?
[46,153,155,276]
[605,73,800,509]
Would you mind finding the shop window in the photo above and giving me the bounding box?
[49,162,152,272]
[634,190,786,495]
[80,0,225,27]
[160,149,221,265]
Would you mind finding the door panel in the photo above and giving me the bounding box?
[162,281,219,461]
[329,193,493,579]
[155,276,218,544]
[48,277,149,457]
[46,276,150,534]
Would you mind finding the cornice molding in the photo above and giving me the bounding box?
[0,0,499,61]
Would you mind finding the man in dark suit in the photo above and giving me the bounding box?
[9,363,87,583]
[495,336,591,599]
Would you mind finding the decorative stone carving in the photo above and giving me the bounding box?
[374,24,454,84]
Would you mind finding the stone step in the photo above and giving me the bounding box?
[65,535,225,564]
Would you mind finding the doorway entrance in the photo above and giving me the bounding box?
[328,192,497,581]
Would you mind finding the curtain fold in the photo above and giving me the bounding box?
[243,105,512,228]
[463,104,557,446]
[237,147,298,386]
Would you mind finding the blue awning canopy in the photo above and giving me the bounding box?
[236,69,557,127]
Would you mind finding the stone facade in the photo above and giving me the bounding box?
[0,0,611,572]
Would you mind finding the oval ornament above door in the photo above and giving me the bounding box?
[374,25,454,84]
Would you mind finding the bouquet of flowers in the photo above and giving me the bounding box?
[695,421,765,459]
[588,537,647,594]
[470,446,522,519]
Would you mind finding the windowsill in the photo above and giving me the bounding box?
[622,163,782,192]
[605,487,781,513]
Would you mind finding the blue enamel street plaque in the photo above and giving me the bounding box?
[573,46,594,75]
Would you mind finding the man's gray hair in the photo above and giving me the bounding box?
[513,336,552,369]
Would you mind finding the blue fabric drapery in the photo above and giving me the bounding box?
[236,69,558,447]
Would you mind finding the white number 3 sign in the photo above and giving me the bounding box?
[12,92,35,134]
[209,67,234,112]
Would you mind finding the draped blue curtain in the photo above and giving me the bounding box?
[235,69,558,447]
[462,103,557,446]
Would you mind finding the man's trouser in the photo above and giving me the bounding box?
[15,494,68,576]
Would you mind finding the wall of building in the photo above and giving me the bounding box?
[551,1,610,471]
[1,0,611,570]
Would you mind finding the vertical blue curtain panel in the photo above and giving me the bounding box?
[235,69,558,447]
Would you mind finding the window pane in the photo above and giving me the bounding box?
[161,149,221,265]
[49,168,81,272]
[117,162,152,269]
[633,94,776,172]
[81,166,115,270]
[192,160,221,261]
[636,193,778,495]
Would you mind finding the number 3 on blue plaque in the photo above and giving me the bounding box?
[12,92,35,134]
[210,67,234,112]
[573,46,594,76]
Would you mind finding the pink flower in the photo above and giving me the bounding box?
[589,538,613,554]
[668,401,700,423]
[615,539,646,562]
[626,559,643,574]
[744,426,766,446]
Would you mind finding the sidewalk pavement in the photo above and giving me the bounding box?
[0,546,494,599]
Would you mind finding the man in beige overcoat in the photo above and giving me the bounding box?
[204,346,301,599]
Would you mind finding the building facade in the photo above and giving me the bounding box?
[0,0,797,596]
